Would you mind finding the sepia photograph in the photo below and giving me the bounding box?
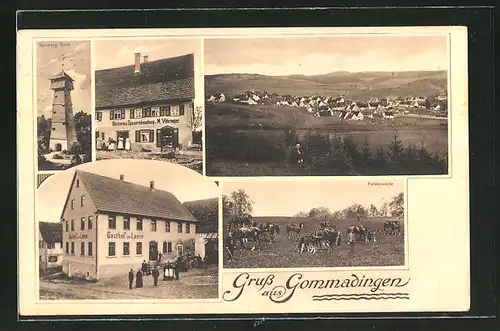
[36,159,219,300]
[205,36,449,176]
[222,179,405,269]
[36,41,92,171]
[94,39,204,174]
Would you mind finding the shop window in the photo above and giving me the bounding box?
[179,104,185,115]
[123,242,130,256]
[137,218,143,231]
[186,223,190,233]
[88,242,93,256]
[134,108,142,119]
[71,242,75,255]
[151,220,157,232]
[123,217,130,230]
[177,222,183,233]
[88,216,93,230]
[142,107,152,118]
[108,216,116,229]
[160,106,170,116]
[136,130,154,143]
[80,242,85,256]
[81,217,85,230]
[165,221,170,232]
[136,242,142,255]
[171,105,180,116]
[70,220,75,232]
[81,195,85,207]
[108,242,116,256]
[96,111,102,121]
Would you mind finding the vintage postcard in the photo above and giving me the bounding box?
[18,27,469,317]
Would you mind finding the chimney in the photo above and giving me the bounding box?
[119,174,124,181]
[143,55,149,63]
[150,181,155,191]
[134,53,141,73]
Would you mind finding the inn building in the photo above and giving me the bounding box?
[94,53,196,152]
[60,170,198,279]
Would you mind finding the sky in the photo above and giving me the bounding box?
[222,180,404,217]
[94,38,203,109]
[36,41,91,117]
[204,35,448,75]
[36,159,219,223]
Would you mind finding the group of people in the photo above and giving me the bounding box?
[96,136,131,151]
[127,259,182,290]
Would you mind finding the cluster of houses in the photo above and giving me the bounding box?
[206,91,448,121]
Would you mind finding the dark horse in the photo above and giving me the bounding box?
[312,227,341,250]
[230,226,262,251]
[286,223,304,239]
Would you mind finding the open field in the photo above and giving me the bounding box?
[223,216,405,269]
[205,71,447,100]
[39,267,218,300]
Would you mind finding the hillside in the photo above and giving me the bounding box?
[183,198,218,233]
[205,70,447,100]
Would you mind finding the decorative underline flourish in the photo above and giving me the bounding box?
[313,293,410,301]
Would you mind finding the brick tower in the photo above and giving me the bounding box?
[49,71,77,152]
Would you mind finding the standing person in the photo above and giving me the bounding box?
[128,269,134,289]
[224,233,235,262]
[348,230,356,254]
[152,267,159,286]
[96,136,103,150]
[125,137,131,151]
[158,252,162,263]
[135,269,143,288]
[141,260,148,275]
[174,257,181,280]
[117,136,124,150]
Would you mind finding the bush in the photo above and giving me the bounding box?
[53,154,64,160]
[69,142,83,155]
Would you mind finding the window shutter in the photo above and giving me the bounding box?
[135,130,140,142]
[156,129,161,147]
[173,129,179,148]
[149,130,154,143]
[109,110,113,120]
[179,104,185,115]
[130,109,134,119]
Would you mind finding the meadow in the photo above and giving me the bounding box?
[223,216,405,269]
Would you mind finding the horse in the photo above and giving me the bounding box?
[286,223,304,239]
[348,225,369,243]
[298,235,320,253]
[230,226,262,251]
[312,227,341,250]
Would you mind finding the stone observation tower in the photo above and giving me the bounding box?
[49,70,77,152]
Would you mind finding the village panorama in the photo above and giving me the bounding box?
[204,37,449,177]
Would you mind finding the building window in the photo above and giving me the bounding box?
[80,242,85,256]
[163,241,172,254]
[134,108,142,119]
[47,243,55,249]
[96,111,102,121]
[81,217,85,230]
[65,242,69,254]
[88,242,93,256]
[108,216,116,229]
[110,109,125,120]
[142,107,152,118]
[71,199,75,210]
[129,109,135,119]
[101,132,105,139]
[165,221,170,232]
[71,220,75,232]
[151,107,160,117]
[108,242,116,257]
[178,222,183,233]
[151,220,157,232]
[65,220,69,232]
[186,223,190,233]
[171,105,180,116]
[76,179,80,187]
[179,104,185,115]
[137,218,143,231]
[160,106,171,116]
[123,242,130,256]
[136,242,142,255]
[70,242,75,255]
[136,129,154,143]
[81,195,85,207]
[88,216,93,230]
[123,217,130,230]
[162,241,168,254]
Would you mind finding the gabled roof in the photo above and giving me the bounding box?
[68,170,197,222]
[50,70,74,81]
[95,53,195,109]
[39,222,63,244]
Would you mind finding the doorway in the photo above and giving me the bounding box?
[116,131,129,150]
[176,244,183,257]
[149,241,158,261]
[157,126,179,151]
[54,143,62,152]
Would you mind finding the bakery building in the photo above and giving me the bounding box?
[60,170,198,279]
[94,53,196,152]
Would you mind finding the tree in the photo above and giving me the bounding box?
[342,203,367,220]
[308,207,331,221]
[228,189,253,217]
[388,133,404,164]
[188,105,203,132]
[74,111,91,158]
[369,204,378,217]
[331,210,343,219]
[389,192,404,217]
[379,202,389,217]
[294,211,308,218]
[222,195,233,216]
